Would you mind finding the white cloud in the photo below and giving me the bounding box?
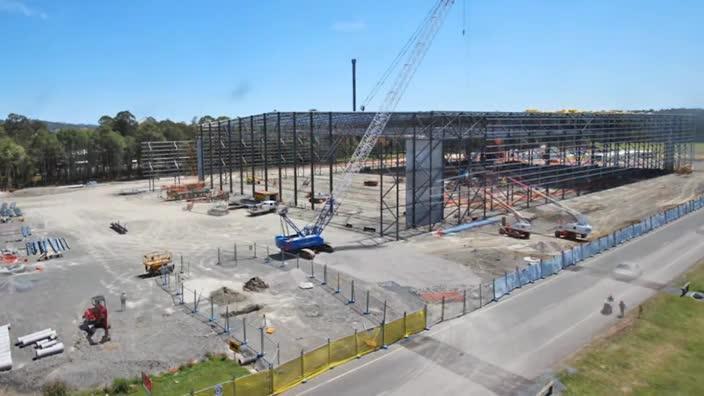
[331,20,366,33]
[0,0,47,19]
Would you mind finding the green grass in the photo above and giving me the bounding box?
[71,355,250,396]
[559,261,704,395]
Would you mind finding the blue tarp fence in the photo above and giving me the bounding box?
[493,195,704,301]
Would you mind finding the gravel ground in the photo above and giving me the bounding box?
[1,164,700,393]
[0,179,412,393]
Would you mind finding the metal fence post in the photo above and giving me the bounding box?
[296,255,300,269]
[258,327,264,358]
[254,242,257,258]
[217,247,221,265]
[515,266,521,288]
[335,273,340,294]
[192,289,197,313]
[225,306,230,333]
[277,343,281,366]
[180,284,184,304]
[354,329,359,358]
[269,364,274,395]
[381,321,387,349]
[327,338,331,368]
[242,318,248,345]
[322,264,327,285]
[403,311,408,337]
[364,290,370,314]
[300,349,306,383]
[423,304,429,330]
[280,249,285,267]
[234,243,238,266]
[462,289,467,315]
[209,297,214,322]
[310,261,314,278]
[440,296,445,322]
[491,279,496,302]
[349,280,355,304]
[479,284,483,307]
[180,255,184,273]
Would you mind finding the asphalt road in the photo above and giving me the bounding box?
[287,207,704,396]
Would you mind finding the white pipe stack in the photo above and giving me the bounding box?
[34,342,64,360]
[16,329,56,347]
[0,324,11,371]
[36,338,58,349]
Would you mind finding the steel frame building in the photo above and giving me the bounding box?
[190,111,694,239]
[140,140,198,184]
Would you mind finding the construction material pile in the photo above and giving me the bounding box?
[25,237,70,259]
[14,328,64,361]
[207,201,229,216]
[162,182,210,201]
[243,277,269,292]
[0,324,11,371]
[109,221,128,234]
[210,287,247,305]
[0,202,22,222]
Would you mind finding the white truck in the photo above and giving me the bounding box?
[248,200,277,216]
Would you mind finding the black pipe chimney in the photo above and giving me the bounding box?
[351,58,357,112]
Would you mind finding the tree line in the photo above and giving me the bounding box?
[0,112,226,190]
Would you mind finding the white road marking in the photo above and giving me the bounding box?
[292,347,405,395]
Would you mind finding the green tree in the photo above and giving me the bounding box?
[113,111,138,137]
[98,115,114,129]
[97,130,126,178]
[198,115,215,124]
[31,131,63,184]
[0,137,27,189]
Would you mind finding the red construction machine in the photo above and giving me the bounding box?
[79,295,110,344]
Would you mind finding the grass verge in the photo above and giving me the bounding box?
[559,260,704,395]
[72,354,249,396]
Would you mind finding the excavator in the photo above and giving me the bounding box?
[507,177,593,240]
[79,295,110,344]
[485,189,532,239]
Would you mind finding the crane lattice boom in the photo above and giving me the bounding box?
[304,0,455,236]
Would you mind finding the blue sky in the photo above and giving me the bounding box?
[0,0,702,124]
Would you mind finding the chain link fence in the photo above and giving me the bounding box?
[155,270,278,367]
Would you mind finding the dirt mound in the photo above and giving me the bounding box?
[534,241,562,254]
[210,287,247,305]
[222,304,263,317]
[243,277,269,292]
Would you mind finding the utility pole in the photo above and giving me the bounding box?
[351,58,357,111]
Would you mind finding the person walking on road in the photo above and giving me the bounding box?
[120,292,127,312]
[618,300,626,318]
[601,295,613,315]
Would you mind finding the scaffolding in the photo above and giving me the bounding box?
[196,111,694,239]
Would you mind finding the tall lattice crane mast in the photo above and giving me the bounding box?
[276,0,456,255]
[309,0,455,235]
